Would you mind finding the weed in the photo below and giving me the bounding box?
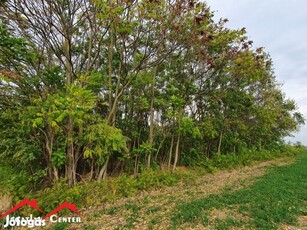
[106,206,120,215]
[50,222,69,230]
[146,206,162,214]
[147,216,161,229]
[215,218,243,230]
[122,203,141,229]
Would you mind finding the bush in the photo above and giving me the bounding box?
[202,144,303,172]
[0,160,36,201]
[29,166,196,213]
[17,144,305,213]
[115,175,138,197]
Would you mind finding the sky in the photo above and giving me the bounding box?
[205,0,307,145]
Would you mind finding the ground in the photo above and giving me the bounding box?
[1,156,306,230]
[0,193,11,216]
[74,156,306,230]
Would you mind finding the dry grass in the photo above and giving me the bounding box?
[280,216,307,230]
[0,193,11,215]
[2,157,299,230]
[72,157,293,229]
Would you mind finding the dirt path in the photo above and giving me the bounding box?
[72,157,294,230]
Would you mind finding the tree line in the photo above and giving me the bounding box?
[0,0,304,188]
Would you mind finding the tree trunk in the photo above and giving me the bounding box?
[172,133,180,173]
[217,130,223,154]
[63,22,75,187]
[155,134,166,161]
[42,125,58,183]
[168,135,174,169]
[148,67,157,167]
[98,156,110,182]
[134,155,139,176]
[53,166,59,181]
[108,26,114,125]
[89,159,95,181]
[67,116,75,188]
[147,153,151,168]
[44,139,53,182]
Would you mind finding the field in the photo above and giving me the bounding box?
[1,152,306,229]
[61,152,307,230]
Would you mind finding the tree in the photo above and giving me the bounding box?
[0,0,304,189]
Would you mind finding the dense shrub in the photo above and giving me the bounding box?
[2,144,303,214]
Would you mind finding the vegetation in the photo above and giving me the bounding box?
[24,148,303,230]
[172,151,307,229]
[5,145,303,213]
[0,0,305,198]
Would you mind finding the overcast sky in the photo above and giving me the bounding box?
[205,0,307,145]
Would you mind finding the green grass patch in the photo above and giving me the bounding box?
[50,222,69,230]
[215,218,244,230]
[172,152,307,229]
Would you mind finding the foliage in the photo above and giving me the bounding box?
[23,146,302,215]
[30,166,195,213]
[0,0,304,192]
[83,117,128,162]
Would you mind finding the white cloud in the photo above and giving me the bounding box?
[206,0,307,145]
